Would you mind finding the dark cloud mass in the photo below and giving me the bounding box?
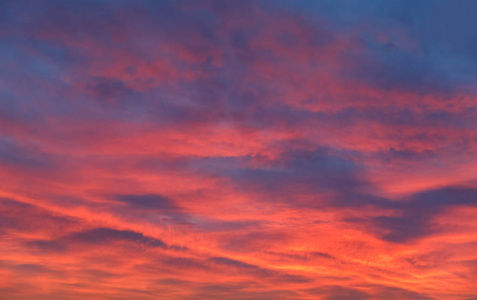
[114,194,179,210]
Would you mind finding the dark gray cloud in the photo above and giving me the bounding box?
[344,186,477,243]
[114,194,179,210]
[0,137,54,170]
[193,147,372,209]
[305,285,371,300]
[0,197,77,233]
[26,227,169,254]
[210,256,256,269]
[267,250,336,263]
[25,239,68,253]
[210,256,310,284]
[372,186,477,242]
[68,227,168,248]
[88,77,133,101]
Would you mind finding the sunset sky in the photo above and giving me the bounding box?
[1,1,477,299]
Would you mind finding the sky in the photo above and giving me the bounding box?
[1,0,477,299]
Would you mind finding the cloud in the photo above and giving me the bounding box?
[114,194,180,210]
[24,226,169,255]
[342,185,477,243]
[87,77,134,102]
[67,227,168,248]
[306,286,371,300]
[1,0,477,299]
[0,137,54,170]
[372,186,477,242]
[0,197,78,234]
[210,256,310,284]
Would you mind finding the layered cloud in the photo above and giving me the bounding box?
[1,0,477,299]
